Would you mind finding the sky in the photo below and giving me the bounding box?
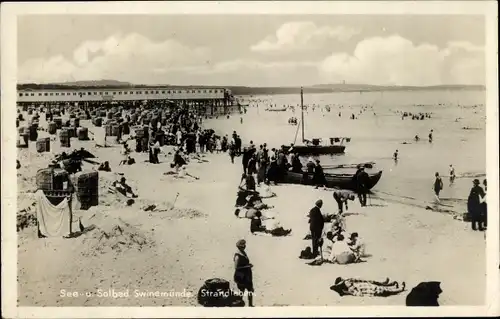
[17,15,486,86]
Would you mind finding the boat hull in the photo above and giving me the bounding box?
[282,145,346,155]
[281,170,383,191]
[265,108,287,112]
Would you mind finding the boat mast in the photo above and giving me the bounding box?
[300,86,305,142]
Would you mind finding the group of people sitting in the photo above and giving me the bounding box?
[304,191,366,265]
[234,207,292,237]
[234,171,292,237]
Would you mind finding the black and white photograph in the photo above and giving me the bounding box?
[1,1,498,317]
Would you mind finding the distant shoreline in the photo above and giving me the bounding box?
[16,81,485,96]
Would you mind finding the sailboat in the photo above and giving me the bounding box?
[281,87,347,155]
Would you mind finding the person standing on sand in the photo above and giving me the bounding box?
[313,160,327,189]
[229,140,236,164]
[428,129,433,143]
[308,199,325,257]
[247,154,257,179]
[234,240,254,307]
[467,179,486,231]
[481,179,487,228]
[433,172,443,202]
[393,149,399,161]
[355,167,370,207]
[242,147,251,175]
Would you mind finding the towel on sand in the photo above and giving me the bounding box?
[35,190,72,237]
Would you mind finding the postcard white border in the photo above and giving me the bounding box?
[1,1,498,318]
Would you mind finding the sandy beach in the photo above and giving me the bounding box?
[17,111,486,307]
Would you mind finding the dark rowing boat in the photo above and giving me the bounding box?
[282,144,346,155]
[281,170,383,191]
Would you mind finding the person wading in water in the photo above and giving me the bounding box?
[449,165,456,185]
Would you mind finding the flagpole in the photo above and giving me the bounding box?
[300,87,304,143]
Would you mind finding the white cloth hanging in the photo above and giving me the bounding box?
[35,190,72,237]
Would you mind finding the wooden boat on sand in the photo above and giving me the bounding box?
[265,107,287,112]
[282,143,345,155]
[281,170,383,191]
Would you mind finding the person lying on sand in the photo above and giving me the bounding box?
[98,161,111,172]
[234,207,275,220]
[189,153,209,163]
[330,277,406,297]
[244,194,273,210]
[175,166,199,180]
[257,183,276,198]
[111,177,138,198]
[235,189,259,207]
[164,165,199,180]
[250,211,291,237]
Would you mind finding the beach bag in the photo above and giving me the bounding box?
[299,247,315,259]
[406,281,442,306]
[197,278,243,307]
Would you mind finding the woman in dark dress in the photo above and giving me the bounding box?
[313,160,327,189]
[234,239,254,307]
[468,179,486,231]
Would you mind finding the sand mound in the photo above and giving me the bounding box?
[82,217,154,256]
[17,211,37,231]
[137,198,207,219]
[17,193,37,231]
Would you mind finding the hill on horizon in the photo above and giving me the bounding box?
[17,80,485,95]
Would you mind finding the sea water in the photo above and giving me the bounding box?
[207,90,486,212]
